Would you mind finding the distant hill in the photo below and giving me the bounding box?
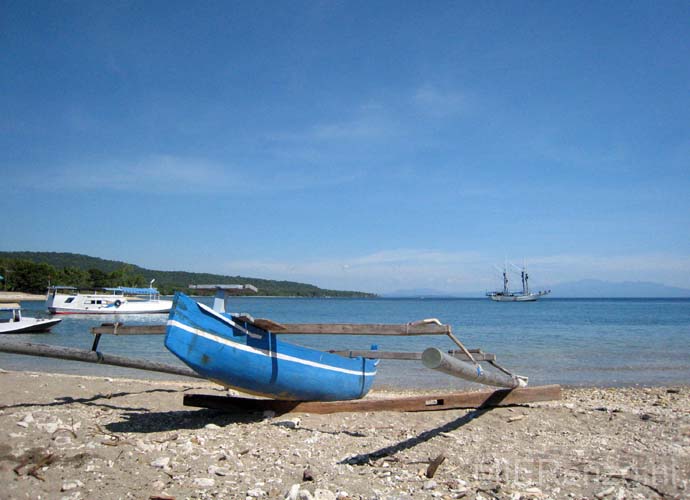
[0,251,376,297]
[549,279,690,298]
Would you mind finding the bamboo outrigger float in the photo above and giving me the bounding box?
[0,284,561,411]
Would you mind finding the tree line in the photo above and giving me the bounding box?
[0,259,149,294]
[0,253,376,297]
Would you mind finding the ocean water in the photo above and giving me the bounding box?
[1,297,689,389]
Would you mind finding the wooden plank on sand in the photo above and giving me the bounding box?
[183,385,561,414]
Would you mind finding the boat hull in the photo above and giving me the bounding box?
[46,291,172,314]
[164,293,378,401]
[0,317,62,334]
[489,293,539,302]
[48,304,172,315]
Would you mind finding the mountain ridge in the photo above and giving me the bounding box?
[0,251,375,297]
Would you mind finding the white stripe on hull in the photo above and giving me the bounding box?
[166,319,377,377]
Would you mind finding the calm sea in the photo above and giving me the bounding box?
[2,297,689,389]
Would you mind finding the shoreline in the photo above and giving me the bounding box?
[0,291,45,301]
[0,370,687,499]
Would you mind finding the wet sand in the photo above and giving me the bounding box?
[0,370,687,499]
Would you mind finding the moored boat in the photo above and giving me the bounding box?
[0,302,62,334]
[165,292,379,401]
[487,263,550,302]
[46,283,172,315]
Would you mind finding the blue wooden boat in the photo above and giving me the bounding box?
[164,292,378,401]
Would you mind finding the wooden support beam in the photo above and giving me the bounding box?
[91,321,452,336]
[183,385,561,414]
[266,323,451,335]
[91,323,166,335]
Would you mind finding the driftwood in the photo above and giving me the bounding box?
[426,454,447,478]
[183,385,562,414]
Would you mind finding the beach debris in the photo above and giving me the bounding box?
[507,414,525,423]
[208,465,230,476]
[192,477,215,488]
[285,484,301,500]
[136,439,154,452]
[313,489,336,500]
[150,457,170,469]
[426,453,446,478]
[17,413,34,428]
[204,423,221,430]
[595,486,615,498]
[247,487,267,497]
[42,421,59,434]
[94,423,130,446]
[61,480,84,492]
[13,451,57,481]
[422,479,438,490]
[151,479,166,490]
[302,467,314,481]
[285,484,318,500]
[274,417,301,429]
[520,487,544,498]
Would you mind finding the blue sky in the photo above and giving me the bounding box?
[2,1,689,293]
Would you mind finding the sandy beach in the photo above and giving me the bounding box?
[0,371,687,499]
[0,292,45,302]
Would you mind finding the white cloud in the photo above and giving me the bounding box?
[11,154,360,195]
[220,250,690,293]
[224,249,498,294]
[413,85,466,118]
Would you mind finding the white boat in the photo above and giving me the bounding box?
[487,263,550,302]
[0,302,62,333]
[46,281,172,315]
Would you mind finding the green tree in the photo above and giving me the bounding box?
[89,268,110,288]
[57,266,91,288]
[108,265,145,287]
[9,260,56,293]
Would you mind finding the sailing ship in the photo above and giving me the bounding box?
[487,263,550,302]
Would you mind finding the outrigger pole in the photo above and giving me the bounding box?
[0,338,203,379]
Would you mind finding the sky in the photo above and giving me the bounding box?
[1,1,689,294]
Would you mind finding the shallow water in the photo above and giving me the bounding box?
[1,297,688,389]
